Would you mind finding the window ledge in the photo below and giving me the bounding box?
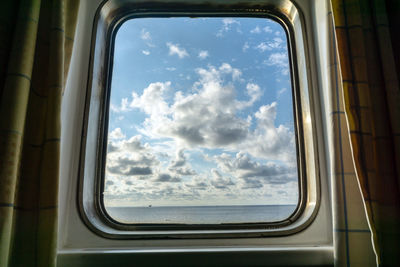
[58,246,334,267]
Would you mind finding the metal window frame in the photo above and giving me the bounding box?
[78,0,321,239]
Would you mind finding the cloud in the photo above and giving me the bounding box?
[241,102,296,162]
[235,83,262,109]
[210,169,235,189]
[241,177,264,189]
[154,64,249,148]
[173,167,196,176]
[166,67,176,71]
[142,50,150,55]
[107,156,156,176]
[125,64,250,148]
[169,149,186,167]
[215,152,297,188]
[217,18,240,36]
[124,166,153,176]
[105,146,298,206]
[217,63,242,81]
[154,173,181,182]
[256,42,269,52]
[130,81,171,117]
[106,138,197,205]
[119,135,147,152]
[242,42,250,52]
[141,29,151,40]
[264,52,289,75]
[277,88,287,97]
[185,176,209,190]
[222,18,239,27]
[250,26,261,33]
[168,149,196,176]
[110,97,130,113]
[107,142,119,153]
[198,50,209,60]
[122,63,294,163]
[263,26,272,33]
[270,37,285,49]
[106,135,159,177]
[255,37,285,52]
[109,128,125,140]
[167,42,189,58]
[246,83,262,102]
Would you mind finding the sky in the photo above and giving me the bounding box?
[104,17,299,207]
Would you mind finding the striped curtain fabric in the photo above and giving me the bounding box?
[331,0,400,266]
[328,5,375,267]
[0,0,79,266]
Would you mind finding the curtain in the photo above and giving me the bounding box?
[0,0,79,266]
[331,0,400,266]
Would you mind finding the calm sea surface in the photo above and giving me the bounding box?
[105,205,297,224]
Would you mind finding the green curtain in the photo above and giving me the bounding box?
[332,0,400,266]
[0,0,79,266]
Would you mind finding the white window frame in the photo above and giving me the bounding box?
[58,0,334,266]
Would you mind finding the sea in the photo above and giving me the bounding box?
[105,205,297,224]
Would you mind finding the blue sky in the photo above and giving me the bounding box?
[104,17,298,207]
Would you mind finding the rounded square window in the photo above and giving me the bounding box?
[103,17,301,225]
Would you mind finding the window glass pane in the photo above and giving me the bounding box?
[104,17,299,224]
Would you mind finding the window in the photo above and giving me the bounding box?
[77,0,321,239]
[104,17,300,225]
[59,1,337,266]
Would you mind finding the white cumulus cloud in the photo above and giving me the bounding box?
[198,50,209,60]
[241,102,295,162]
[109,128,126,140]
[121,63,294,164]
[255,37,285,52]
[250,26,261,33]
[167,42,189,58]
[130,81,172,118]
[263,26,272,33]
[264,52,289,75]
[214,152,297,189]
[217,18,240,37]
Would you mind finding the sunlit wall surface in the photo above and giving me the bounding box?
[104,17,299,224]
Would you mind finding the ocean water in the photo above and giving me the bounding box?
[105,205,297,224]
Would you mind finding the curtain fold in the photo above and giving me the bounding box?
[332,0,400,266]
[0,0,79,266]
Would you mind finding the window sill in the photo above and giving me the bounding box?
[57,246,333,267]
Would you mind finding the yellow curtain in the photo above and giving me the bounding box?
[332,0,400,266]
[0,0,79,266]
